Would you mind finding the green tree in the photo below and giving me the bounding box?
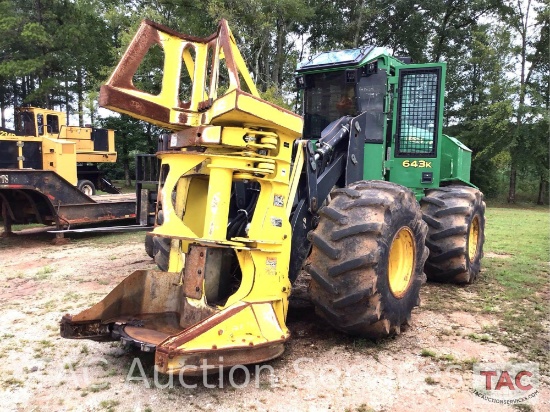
[526,3,549,204]
[207,0,312,99]
[100,115,160,185]
[0,0,117,124]
[505,0,542,203]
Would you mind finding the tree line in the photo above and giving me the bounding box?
[0,0,547,203]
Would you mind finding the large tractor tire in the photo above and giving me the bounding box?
[144,234,154,258]
[420,185,485,284]
[147,210,171,271]
[306,181,428,339]
[153,237,170,271]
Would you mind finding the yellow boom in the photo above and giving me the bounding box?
[62,19,304,375]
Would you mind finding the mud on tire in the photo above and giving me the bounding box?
[144,234,154,258]
[420,185,486,284]
[149,210,171,271]
[306,181,428,339]
[153,236,171,272]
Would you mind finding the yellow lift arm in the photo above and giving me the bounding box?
[62,19,304,375]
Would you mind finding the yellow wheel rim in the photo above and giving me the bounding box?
[388,227,416,299]
[468,215,480,261]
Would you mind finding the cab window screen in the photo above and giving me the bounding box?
[396,68,440,157]
[303,71,358,139]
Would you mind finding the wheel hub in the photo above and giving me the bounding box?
[82,185,93,196]
[388,227,415,299]
[468,215,480,261]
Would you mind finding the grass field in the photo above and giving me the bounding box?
[423,204,549,374]
[481,206,549,370]
[0,204,548,410]
[1,204,548,374]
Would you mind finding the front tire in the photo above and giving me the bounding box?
[145,234,154,258]
[306,181,428,338]
[153,236,170,271]
[420,186,486,283]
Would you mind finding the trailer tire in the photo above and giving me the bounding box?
[420,186,485,283]
[77,180,96,196]
[306,181,428,339]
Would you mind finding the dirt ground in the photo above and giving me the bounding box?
[0,230,547,412]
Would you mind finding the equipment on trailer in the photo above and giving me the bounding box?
[61,20,485,375]
[0,107,144,234]
[1,107,119,194]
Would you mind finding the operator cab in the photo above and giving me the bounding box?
[15,107,63,137]
[296,46,447,190]
[296,47,443,154]
[296,47,387,144]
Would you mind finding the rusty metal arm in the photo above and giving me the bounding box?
[99,19,260,131]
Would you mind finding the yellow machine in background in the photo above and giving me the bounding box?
[0,106,137,233]
[0,106,117,194]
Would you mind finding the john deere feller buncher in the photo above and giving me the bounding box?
[61,20,485,375]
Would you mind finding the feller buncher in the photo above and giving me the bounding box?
[61,20,486,375]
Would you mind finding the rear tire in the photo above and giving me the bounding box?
[306,181,428,339]
[420,186,486,283]
[77,179,96,196]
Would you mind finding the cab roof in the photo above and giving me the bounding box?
[296,46,394,73]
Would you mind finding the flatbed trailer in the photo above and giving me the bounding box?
[0,169,137,235]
